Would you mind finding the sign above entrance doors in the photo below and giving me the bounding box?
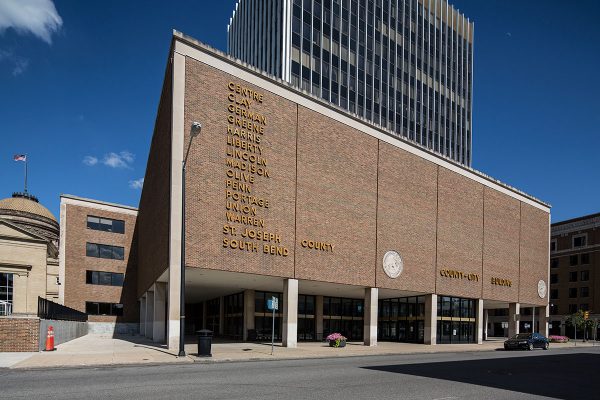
[383,251,404,279]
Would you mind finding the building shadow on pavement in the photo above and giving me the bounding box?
[362,352,600,400]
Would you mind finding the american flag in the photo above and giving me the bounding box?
[13,154,26,162]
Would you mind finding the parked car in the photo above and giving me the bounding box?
[504,333,549,351]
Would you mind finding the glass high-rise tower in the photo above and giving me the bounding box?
[227,0,473,166]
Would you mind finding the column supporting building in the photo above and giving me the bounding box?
[146,290,155,339]
[508,303,520,338]
[243,289,255,341]
[424,294,437,345]
[140,295,147,336]
[282,278,298,348]
[483,309,489,340]
[538,305,549,337]
[364,288,378,346]
[153,282,167,343]
[476,299,484,344]
[218,296,225,335]
[315,295,324,341]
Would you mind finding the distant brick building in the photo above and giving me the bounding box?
[548,212,600,338]
[59,195,138,334]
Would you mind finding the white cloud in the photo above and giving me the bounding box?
[0,0,63,44]
[0,49,29,76]
[129,178,144,190]
[103,151,135,169]
[82,156,98,166]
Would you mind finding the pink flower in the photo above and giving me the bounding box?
[326,333,347,341]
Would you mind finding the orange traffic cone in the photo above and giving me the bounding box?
[44,326,55,351]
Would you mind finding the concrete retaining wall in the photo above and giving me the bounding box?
[38,319,88,351]
[88,322,139,335]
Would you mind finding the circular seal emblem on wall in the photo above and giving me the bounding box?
[537,280,547,299]
[383,251,404,279]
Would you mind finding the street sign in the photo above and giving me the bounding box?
[268,296,278,355]
[267,297,279,311]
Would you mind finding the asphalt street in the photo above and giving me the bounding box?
[1,347,598,400]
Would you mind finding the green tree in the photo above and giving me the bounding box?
[566,310,586,344]
[584,319,596,341]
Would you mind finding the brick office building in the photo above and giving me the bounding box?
[59,195,139,334]
[133,31,550,351]
[548,212,600,338]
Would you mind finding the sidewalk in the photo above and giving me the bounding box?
[5,334,598,369]
[9,334,191,369]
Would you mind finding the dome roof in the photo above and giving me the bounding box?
[0,192,57,223]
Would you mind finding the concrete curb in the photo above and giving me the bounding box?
[8,343,598,371]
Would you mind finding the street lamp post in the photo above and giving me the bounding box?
[179,121,202,357]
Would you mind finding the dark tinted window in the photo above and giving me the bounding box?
[86,271,124,287]
[573,235,586,247]
[85,302,123,316]
[86,242,99,258]
[86,243,125,260]
[570,255,578,266]
[87,216,125,234]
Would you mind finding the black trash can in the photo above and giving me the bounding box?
[197,329,213,357]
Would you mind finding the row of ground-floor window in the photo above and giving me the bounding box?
[138,282,552,348]
[184,291,478,344]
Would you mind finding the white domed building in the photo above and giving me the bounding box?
[0,192,60,315]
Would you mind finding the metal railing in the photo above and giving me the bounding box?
[0,300,12,316]
[37,297,88,322]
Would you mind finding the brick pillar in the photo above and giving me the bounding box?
[424,294,437,345]
[364,288,378,346]
[508,303,520,338]
[243,290,255,341]
[282,279,298,348]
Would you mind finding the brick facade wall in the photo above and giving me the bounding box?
[136,59,173,298]
[63,204,138,323]
[0,318,39,352]
[137,44,550,307]
[550,216,599,315]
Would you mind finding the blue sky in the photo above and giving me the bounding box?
[1,0,598,223]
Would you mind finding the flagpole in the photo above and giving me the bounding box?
[24,155,28,194]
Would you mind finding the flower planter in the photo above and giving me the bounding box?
[328,339,346,348]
